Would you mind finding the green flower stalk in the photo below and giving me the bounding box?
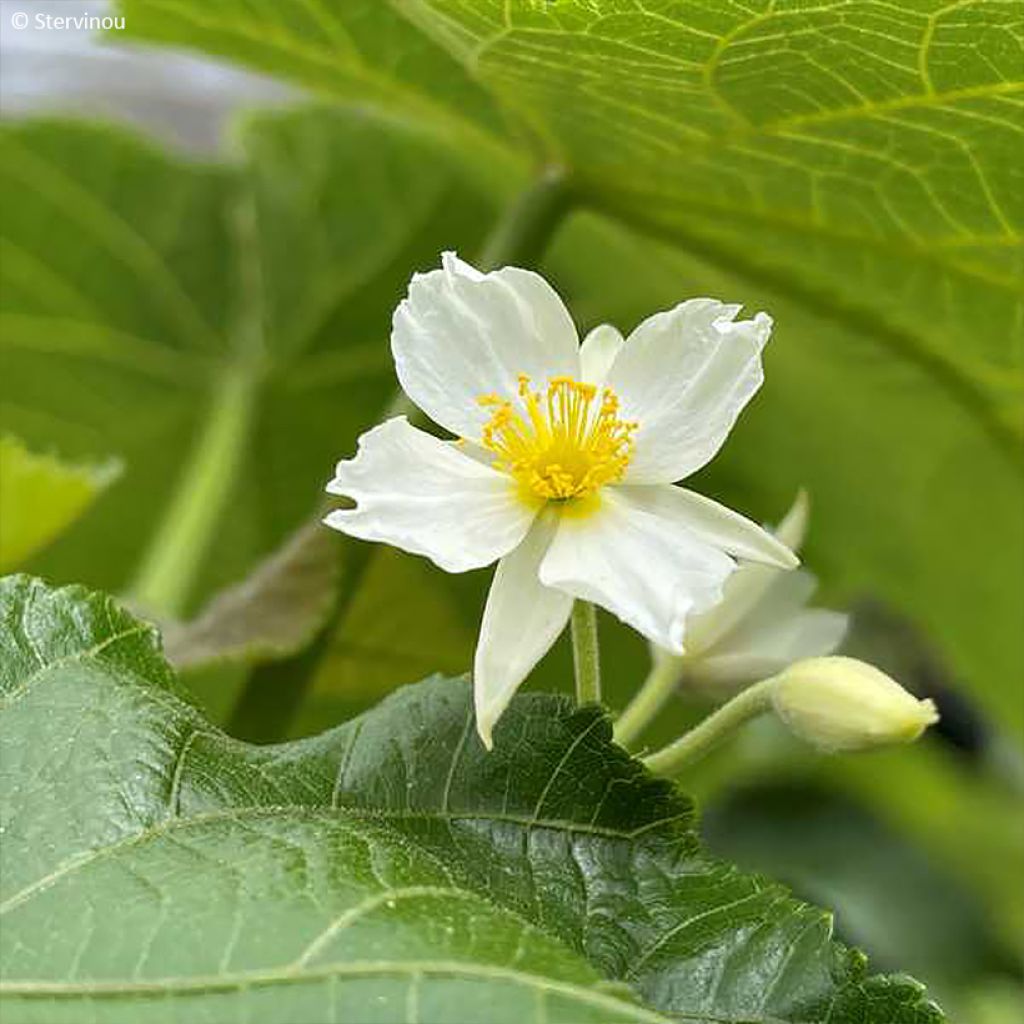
[643,656,939,776]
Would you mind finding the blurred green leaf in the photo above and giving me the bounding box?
[957,980,1024,1024]
[116,0,513,166]
[113,0,1024,738]
[702,782,1011,999]
[0,435,120,572]
[293,546,476,736]
[1,575,943,1023]
[0,109,493,611]
[677,718,1024,977]
[548,212,1024,741]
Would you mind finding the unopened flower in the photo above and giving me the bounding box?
[667,491,848,691]
[325,253,796,746]
[771,656,939,752]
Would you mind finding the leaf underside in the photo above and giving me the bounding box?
[159,518,342,671]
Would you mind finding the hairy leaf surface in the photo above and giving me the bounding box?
[0,577,942,1022]
[160,519,341,671]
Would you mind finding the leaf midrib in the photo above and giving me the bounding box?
[0,801,674,1023]
[0,961,673,1023]
[0,799,696,918]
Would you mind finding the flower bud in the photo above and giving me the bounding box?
[771,656,939,753]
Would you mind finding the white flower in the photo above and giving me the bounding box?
[661,491,848,693]
[324,253,796,746]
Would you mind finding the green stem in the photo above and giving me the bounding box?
[614,655,686,749]
[642,678,776,776]
[478,165,572,270]
[129,366,258,616]
[571,601,601,705]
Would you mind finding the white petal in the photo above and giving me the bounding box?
[324,416,535,573]
[579,324,624,385]
[775,489,810,552]
[684,561,781,655]
[684,490,806,652]
[391,252,580,439]
[694,607,849,688]
[694,569,847,684]
[604,299,771,483]
[449,439,496,467]
[723,567,818,642]
[474,516,572,749]
[539,487,736,652]
[614,485,797,569]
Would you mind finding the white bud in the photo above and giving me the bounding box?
[771,656,939,753]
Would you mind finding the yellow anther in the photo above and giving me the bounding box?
[477,374,637,501]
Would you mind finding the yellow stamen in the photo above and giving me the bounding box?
[477,375,637,501]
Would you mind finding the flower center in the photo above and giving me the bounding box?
[478,374,637,501]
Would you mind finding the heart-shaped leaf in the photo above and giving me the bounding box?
[0,576,942,1022]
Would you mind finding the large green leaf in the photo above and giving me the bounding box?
[113,0,1024,736]
[0,576,942,1022]
[0,109,493,612]
[546,213,1024,739]
[402,0,1023,427]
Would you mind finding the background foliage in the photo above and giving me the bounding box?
[0,1,1021,1021]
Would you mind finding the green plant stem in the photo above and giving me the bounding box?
[614,654,686,749]
[643,678,776,776]
[478,165,571,270]
[129,366,259,617]
[571,601,601,705]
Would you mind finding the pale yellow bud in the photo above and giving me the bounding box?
[771,656,939,753]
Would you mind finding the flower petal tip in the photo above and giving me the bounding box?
[920,697,941,727]
[441,249,483,279]
[759,534,800,570]
[321,508,348,532]
[475,718,494,751]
